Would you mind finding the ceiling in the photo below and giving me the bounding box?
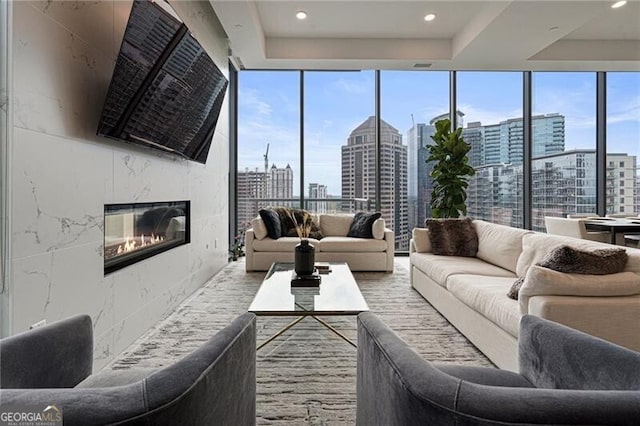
[210,0,640,71]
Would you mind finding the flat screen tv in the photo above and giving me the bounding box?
[97,0,228,164]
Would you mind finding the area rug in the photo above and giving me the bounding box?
[109,259,492,424]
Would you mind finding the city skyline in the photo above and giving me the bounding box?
[238,71,639,197]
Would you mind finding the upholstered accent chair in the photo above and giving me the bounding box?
[357,312,640,425]
[544,216,610,243]
[1,313,257,425]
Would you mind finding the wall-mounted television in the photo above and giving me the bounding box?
[97,0,228,164]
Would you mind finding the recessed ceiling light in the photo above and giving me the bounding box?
[549,26,559,32]
[424,13,436,22]
[296,10,307,20]
[611,1,626,8]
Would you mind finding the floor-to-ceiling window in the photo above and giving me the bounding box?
[380,71,449,250]
[457,72,524,228]
[237,71,300,231]
[303,71,374,215]
[531,73,597,231]
[606,72,640,217]
[234,69,639,248]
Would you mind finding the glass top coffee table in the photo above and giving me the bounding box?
[248,262,369,350]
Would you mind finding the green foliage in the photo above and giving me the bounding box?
[426,118,475,218]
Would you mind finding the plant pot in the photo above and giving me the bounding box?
[294,239,315,276]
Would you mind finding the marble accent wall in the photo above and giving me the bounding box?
[10,1,230,369]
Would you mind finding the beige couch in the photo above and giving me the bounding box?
[246,213,394,272]
[410,220,640,371]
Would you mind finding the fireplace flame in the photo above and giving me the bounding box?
[116,233,164,255]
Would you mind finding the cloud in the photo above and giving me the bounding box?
[239,88,272,117]
[331,76,373,95]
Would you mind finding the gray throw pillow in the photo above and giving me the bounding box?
[347,212,382,239]
[426,218,478,257]
[507,245,628,300]
[259,208,282,240]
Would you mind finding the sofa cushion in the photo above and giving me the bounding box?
[474,220,531,273]
[347,212,382,238]
[319,236,388,253]
[412,228,432,253]
[516,233,640,277]
[252,237,321,252]
[372,218,386,240]
[518,265,640,314]
[319,214,354,237]
[259,209,282,239]
[427,218,479,257]
[250,217,268,240]
[410,253,516,287]
[446,275,522,337]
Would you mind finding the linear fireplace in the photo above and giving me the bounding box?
[104,201,190,274]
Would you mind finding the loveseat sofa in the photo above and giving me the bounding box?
[410,219,640,371]
[246,213,394,272]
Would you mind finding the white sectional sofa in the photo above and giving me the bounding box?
[410,219,640,371]
[246,213,394,272]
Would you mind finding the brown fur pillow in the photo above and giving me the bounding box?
[537,245,628,275]
[426,218,478,257]
[273,207,323,240]
[507,245,628,300]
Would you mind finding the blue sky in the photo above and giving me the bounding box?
[238,71,640,196]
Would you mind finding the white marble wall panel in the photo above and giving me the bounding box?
[13,2,114,142]
[112,148,189,203]
[9,0,230,367]
[112,244,189,321]
[31,1,116,60]
[112,276,194,356]
[12,127,109,260]
[11,242,113,338]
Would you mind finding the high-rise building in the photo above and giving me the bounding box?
[606,154,637,215]
[308,183,328,213]
[236,163,294,227]
[237,167,268,228]
[342,116,408,249]
[463,113,565,166]
[268,163,294,203]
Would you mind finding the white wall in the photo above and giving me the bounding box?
[9,1,230,370]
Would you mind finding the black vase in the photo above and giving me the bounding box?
[294,239,315,276]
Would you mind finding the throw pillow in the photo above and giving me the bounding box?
[258,208,282,240]
[537,245,628,275]
[412,228,432,253]
[347,212,382,238]
[250,216,268,240]
[507,245,629,300]
[372,218,386,240]
[426,218,478,257]
[507,277,524,300]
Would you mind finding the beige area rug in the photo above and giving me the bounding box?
[109,259,492,424]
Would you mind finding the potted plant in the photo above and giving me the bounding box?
[426,118,475,218]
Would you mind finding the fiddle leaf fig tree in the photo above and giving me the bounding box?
[426,118,475,218]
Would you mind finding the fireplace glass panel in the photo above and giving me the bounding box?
[104,201,190,274]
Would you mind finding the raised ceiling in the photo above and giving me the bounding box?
[210,0,640,71]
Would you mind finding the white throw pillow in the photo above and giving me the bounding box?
[412,228,432,253]
[518,265,640,314]
[250,217,268,240]
[372,218,385,240]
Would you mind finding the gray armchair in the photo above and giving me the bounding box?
[357,312,640,425]
[1,313,257,425]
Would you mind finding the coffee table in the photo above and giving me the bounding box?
[248,262,369,350]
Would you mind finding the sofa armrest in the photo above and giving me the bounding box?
[518,315,640,390]
[1,315,93,389]
[245,229,256,271]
